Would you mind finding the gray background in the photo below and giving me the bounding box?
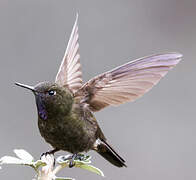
[0,0,195,179]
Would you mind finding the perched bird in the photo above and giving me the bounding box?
[15,15,182,168]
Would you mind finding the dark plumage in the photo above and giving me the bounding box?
[15,15,182,168]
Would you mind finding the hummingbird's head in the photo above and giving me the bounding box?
[15,82,73,120]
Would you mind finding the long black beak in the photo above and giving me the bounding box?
[15,82,35,92]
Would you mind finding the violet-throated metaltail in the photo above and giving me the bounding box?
[15,15,182,168]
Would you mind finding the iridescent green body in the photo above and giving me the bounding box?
[16,81,126,167]
[35,82,105,154]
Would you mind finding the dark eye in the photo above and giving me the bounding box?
[48,90,56,96]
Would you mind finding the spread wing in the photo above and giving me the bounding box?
[76,53,182,111]
[55,14,83,93]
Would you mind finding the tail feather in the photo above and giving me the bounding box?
[95,140,127,167]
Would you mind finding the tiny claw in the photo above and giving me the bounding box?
[61,154,73,161]
[40,152,49,160]
[40,148,59,159]
[68,153,79,168]
[75,154,85,161]
[40,151,56,167]
[69,160,75,168]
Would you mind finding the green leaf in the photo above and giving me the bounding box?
[0,150,105,179]
[74,154,91,162]
[0,156,24,165]
[14,149,34,162]
[33,160,46,169]
[74,159,91,164]
[76,164,104,177]
[55,177,75,180]
[56,155,71,164]
[82,155,91,161]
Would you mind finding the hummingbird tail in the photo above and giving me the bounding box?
[96,140,127,167]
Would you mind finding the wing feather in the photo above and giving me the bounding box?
[55,14,82,93]
[76,53,182,111]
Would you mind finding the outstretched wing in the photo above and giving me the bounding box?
[55,14,83,93]
[76,53,182,111]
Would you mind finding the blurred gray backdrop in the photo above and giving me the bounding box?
[0,0,195,179]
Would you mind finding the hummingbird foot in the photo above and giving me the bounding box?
[68,153,86,168]
[74,153,86,161]
[40,148,59,158]
[69,154,77,168]
[40,148,59,166]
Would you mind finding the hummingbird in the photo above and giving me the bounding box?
[15,15,182,168]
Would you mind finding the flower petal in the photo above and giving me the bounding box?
[14,149,34,162]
